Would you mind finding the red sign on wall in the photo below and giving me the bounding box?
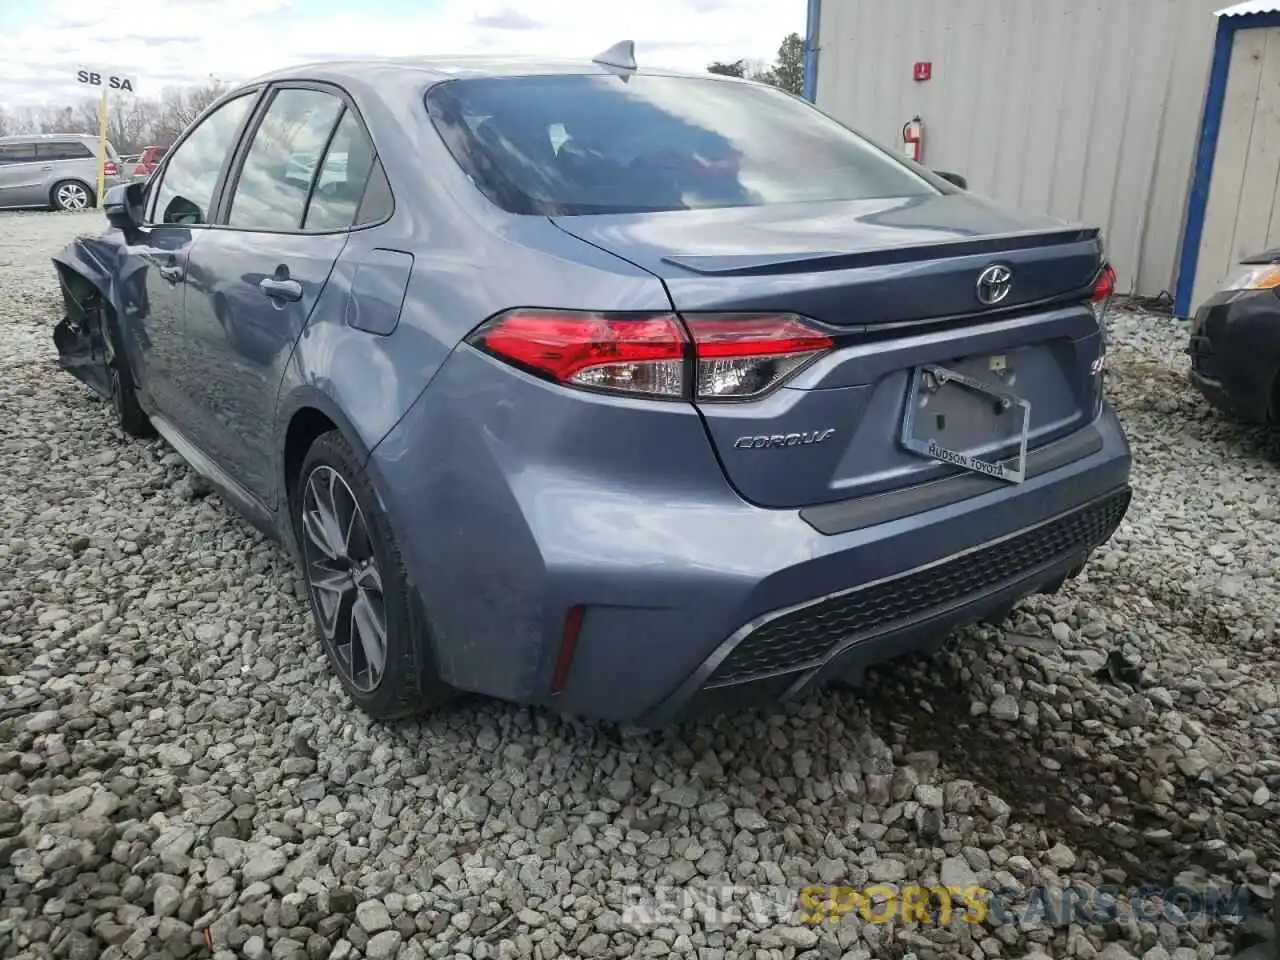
[913,61,932,81]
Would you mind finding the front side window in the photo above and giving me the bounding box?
[227,88,345,231]
[426,74,941,216]
[152,92,255,225]
[0,143,37,165]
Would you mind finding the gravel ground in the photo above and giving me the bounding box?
[1,209,1278,960]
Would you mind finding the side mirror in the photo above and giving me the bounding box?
[935,170,968,190]
[104,181,146,235]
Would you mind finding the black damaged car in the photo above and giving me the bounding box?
[1189,249,1280,423]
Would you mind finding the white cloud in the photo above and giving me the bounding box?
[0,0,803,108]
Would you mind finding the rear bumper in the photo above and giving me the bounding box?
[369,347,1132,725]
[640,484,1128,725]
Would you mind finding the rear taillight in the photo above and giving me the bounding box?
[1088,263,1115,414]
[466,309,833,402]
[467,310,687,399]
[103,160,118,177]
[684,313,833,400]
[1089,262,1116,326]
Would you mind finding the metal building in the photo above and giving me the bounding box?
[1180,3,1280,316]
[804,0,1226,307]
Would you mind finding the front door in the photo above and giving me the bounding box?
[179,86,376,505]
[119,223,200,420]
[131,89,259,426]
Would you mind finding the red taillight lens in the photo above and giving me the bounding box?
[1092,263,1116,303]
[1089,262,1116,327]
[466,310,688,399]
[684,313,833,400]
[468,309,834,402]
[103,160,118,177]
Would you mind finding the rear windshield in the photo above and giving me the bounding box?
[424,74,940,216]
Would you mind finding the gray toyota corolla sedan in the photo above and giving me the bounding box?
[50,44,1132,725]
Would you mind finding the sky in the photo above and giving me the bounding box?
[0,0,805,108]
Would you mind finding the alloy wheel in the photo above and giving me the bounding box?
[299,465,388,692]
[56,183,90,211]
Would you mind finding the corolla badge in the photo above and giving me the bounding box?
[976,264,1013,305]
[733,429,836,450]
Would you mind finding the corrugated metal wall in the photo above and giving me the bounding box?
[814,0,1222,297]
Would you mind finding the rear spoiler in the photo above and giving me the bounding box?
[661,226,1101,277]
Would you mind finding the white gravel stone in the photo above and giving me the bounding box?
[990,694,1021,721]
[0,218,1274,960]
[355,899,392,933]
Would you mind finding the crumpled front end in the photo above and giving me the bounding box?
[49,234,139,401]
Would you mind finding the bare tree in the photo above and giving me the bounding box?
[150,81,227,145]
[0,80,228,153]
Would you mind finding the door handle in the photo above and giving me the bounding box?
[259,277,303,302]
[158,265,184,284]
[39,166,52,172]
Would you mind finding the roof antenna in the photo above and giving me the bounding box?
[592,40,637,71]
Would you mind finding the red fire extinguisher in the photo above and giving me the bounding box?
[902,115,924,163]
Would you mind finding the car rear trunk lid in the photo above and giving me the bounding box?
[552,196,1107,511]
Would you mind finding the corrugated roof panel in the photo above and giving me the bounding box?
[1217,1,1280,16]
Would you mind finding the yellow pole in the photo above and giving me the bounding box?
[96,88,108,209]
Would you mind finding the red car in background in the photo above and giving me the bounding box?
[132,144,168,178]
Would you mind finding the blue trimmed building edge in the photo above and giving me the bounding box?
[1175,10,1280,318]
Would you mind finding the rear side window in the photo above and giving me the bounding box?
[227,88,346,231]
[425,74,940,216]
[354,160,393,225]
[153,92,255,225]
[0,143,37,164]
[38,141,94,161]
[303,110,381,230]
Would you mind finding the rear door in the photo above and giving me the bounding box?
[180,83,376,504]
[38,140,97,204]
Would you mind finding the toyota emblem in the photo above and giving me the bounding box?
[976,264,1013,305]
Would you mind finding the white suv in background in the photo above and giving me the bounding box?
[0,133,125,211]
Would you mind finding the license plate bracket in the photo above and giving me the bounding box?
[901,363,1030,484]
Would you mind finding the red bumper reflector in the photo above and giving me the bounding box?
[550,605,585,695]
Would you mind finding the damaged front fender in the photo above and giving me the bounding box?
[50,231,150,402]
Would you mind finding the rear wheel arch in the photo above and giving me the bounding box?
[286,420,454,718]
[284,406,340,511]
[277,386,412,550]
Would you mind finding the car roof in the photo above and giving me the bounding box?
[0,133,99,143]
[247,54,733,87]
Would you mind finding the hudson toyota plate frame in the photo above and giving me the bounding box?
[901,363,1031,484]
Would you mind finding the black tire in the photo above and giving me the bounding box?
[100,308,154,438]
[50,180,94,212]
[292,430,454,719]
